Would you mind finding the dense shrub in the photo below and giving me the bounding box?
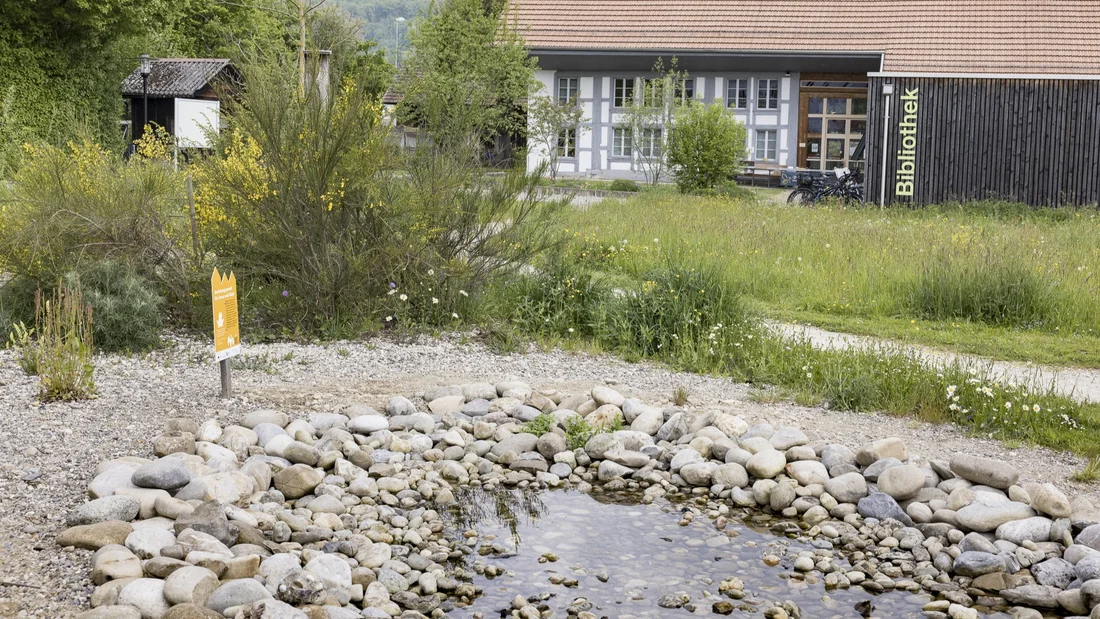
[665,102,747,193]
[608,179,640,193]
[0,140,193,310]
[194,61,563,335]
[63,262,163,352]
[907,248,1057,327]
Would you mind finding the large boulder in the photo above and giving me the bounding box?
[857,493,914,525]
[57,521,133,550]
[785,461,828,486]
[877,464,926,501]
[855,438,907,466]
[745,450,786,479]
[272,465,322,500]
[824,472,868,504]
[950,454,1019,489]
[957,500,1036,533]
[205,579,273,615]
[67,496,141,526]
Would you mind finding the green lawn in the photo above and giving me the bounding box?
[561,190,1100,368]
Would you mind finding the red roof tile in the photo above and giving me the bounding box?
[507,0,1100,74]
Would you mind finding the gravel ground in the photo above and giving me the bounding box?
[0,334,1095,617]
[768,321,1100,403]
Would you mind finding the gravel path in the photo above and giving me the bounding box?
[0,335,1095,616]
[768,320,1100,403]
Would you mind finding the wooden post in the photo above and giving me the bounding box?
[186,173,199,262]
[220,358,232,398]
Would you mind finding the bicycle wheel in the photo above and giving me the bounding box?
[787,188,814,205]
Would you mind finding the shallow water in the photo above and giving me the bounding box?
[453,489,1015,618]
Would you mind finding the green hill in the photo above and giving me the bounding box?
[329,0,429,58]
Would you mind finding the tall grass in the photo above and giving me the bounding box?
[490,253,1100,458]
[557,191,1100,365]
[906,247,1057,327]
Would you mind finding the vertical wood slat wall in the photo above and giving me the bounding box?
[865,76,1100,207]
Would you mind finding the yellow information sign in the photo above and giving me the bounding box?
[211,268,241,361]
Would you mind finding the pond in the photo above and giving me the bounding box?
[449,489,1015,618]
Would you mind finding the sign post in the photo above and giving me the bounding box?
[211,269,241,398]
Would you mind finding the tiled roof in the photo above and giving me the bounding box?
[121,59,233,97]
[508,0,1100,75]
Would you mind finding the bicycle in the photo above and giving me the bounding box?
[787,169,864,206]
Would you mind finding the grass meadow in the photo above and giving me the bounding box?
[476,189,1100,468]
[559,190,1100,367]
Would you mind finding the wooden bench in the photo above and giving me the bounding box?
[738,160,783,187]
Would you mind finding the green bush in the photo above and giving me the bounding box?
[195,61,563,335]
[665,102,747,193]
[522,412,556,435]
[0,139,193,313]
[63,262,163,352]
[499,253,611,340]
[608,179,640,193]
[907,249,1057,327]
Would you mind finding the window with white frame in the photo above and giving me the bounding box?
[557,77,578,104]
[757,78,779,109]
[612,127,632,157]
[726,78,748,109]
[613,78,635,107]
[675,78,694,104]
[755,129,778,161]
[557,128,577,158]
[637,128,662,158]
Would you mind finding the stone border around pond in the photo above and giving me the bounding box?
[60,381,1100,619]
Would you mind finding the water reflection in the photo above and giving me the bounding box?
[447,486,548,549]
[451,488,1016,618]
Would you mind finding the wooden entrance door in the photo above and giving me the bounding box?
[798,89,867,171]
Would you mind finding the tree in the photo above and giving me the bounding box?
[397,0,536,153]
[665,100,747,193]
[623,58,691,185]
[528,89,588,179]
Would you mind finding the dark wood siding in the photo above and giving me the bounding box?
[865,76,1100,207]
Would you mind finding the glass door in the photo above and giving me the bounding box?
[803,95,866,171]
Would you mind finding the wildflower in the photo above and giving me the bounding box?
[387,289,396,296]
[428,269,435,276]
[568,327,575,333]
[806,373,813,379]
[1033,404,1041,412]
[432,297,439,304]
[946,385,957,397]
[653,238,659,244]
[282,290,289,297]
[459,290,469,297]
[1005,402,1012,409]
[399,294,408,301]
[390,282,396,289]
[451,312,459,319]
[385,316,393,322]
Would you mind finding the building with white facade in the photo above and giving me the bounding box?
[510,0,1100,206]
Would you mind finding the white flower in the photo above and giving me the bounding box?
[568,327,575,333]
[1033,404,1040,412]
[428,269,435,276]
[451,312,459,319]
[1005,402,1012,409]
[653,238,659,244]
[399,294,408,301]
[387,289,396,295]
[432,297,439,304]
[385,316,393,322]
[806,372,813,379]
[459,290,469,297]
